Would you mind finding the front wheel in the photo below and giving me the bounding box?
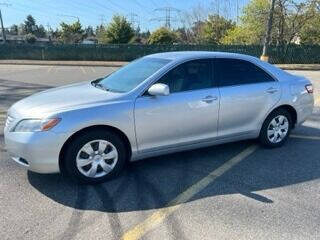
[259,109,292,148]
[63,130,127,184]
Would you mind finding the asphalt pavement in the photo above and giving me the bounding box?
[0,65,320,240]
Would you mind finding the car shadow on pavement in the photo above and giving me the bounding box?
[0,79,51,110]
[27,123,320,214]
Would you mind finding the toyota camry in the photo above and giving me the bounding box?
[4,52,314,183]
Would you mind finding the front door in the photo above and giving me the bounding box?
[134,59,220,153]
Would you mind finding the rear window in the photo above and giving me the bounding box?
[215,58,275,87]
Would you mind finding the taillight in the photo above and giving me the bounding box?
[305,84,313,94]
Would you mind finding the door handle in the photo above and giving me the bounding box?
[202,95,218,103]
[266,87,279,94]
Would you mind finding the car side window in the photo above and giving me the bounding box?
[157,59,213,93]
[215,58,275,87]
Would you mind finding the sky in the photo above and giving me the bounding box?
[1,0,250,32]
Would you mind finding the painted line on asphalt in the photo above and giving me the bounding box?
[290,135,320,141]
[47,66,53,73]
[80,66,87,74]
[315,96,320,106]
[121,145,258,240]
[91,67,96,73]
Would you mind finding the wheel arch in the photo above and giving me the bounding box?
[271,104,297,126]
[58,125,132,173]
[260,104,298,136]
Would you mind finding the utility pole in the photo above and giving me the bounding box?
[0,3,10,44]
[0,9,5,43]
[261,0,276,62]
[236,0,239,23]
[151,7,180,29]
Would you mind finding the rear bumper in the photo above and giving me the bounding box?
[295,94,314,125]
[4,128,69,174]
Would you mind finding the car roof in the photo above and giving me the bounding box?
[145,51,292,81]
[146,51,259,62]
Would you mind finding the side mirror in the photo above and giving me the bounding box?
[148,83,170,96]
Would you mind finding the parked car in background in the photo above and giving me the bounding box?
[4,52,314,184]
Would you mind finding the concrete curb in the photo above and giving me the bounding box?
[276,64,320,71]
[0,60,320,71]
[0,60,128,67]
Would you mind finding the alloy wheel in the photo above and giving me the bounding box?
[267,115,289,144]
[76,140,118,178]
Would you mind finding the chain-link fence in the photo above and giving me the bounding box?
[1,44,319,64]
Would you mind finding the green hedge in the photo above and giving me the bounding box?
[1,43,320,64]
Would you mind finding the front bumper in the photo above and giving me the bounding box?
[4,127,70,174]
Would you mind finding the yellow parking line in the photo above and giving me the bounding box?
[80,66,87,74]
[290,135,320,141]
[47,66,53,73]
[121,145,258,240]
[315,96,320,106]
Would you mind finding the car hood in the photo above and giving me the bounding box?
[9,81,122,117]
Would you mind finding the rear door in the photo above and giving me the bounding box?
[215,58,281,137]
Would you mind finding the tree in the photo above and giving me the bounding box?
[300,3,320,44]
[222,26,259,45]
[140,30,151,39]
[24,15,37,34]
[273,0,316,46]
[175,27,191,43]
[85,26,94,37]
[223,0,270,45]
[18,23,27,35]
[223,0,318,46]
[25,33,37,44]
[262,0,276,58]
[9,24,18,35]
[98,15,134,44]
[35,25,46,38]
[199,15,235,44]
[58,21,85,44]
[148,27,179,44]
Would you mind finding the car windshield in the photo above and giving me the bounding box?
[96,57,171,93]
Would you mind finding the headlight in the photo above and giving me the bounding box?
[13,118,61,132]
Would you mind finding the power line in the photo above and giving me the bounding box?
[57,14,80,22]
[126,12,139,28]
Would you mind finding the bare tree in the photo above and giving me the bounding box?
[261,0,276,60]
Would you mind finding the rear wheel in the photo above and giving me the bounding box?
[259,109,292,148]
[63,130,127,184]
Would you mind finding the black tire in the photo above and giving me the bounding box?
[259,108,293,148]
[62,129,127,184]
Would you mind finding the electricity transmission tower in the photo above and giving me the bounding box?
[151,7,180,29]
[99,14,105,26]
[0,2,10,43]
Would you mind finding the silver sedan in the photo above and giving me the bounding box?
[4,52,314,184]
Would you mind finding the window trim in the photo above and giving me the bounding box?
[214,58,277,88]
[140,58,217,97]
